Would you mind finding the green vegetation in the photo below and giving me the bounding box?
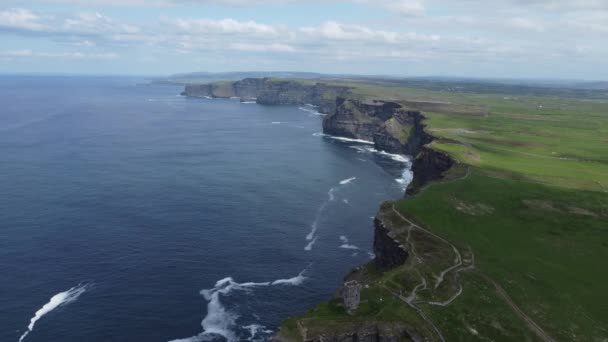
[278,79,608,341]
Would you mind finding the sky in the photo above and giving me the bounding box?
[0,0,607,79]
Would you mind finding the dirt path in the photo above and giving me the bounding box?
[481,275,556,342]
[391,205,555,342]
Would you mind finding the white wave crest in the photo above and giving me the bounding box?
[298,107,326,116]
[349,146,409,163]
[19,283,89,342]
[340,244,359,250]
[243,324,273,341]
[340,177,356,185]
[240,101,256,104]
[328,188,336,201]
[271,122,281,124]
[304,236,318,251]
[304,187,337,249]
[315,133,375,145]
[271,269,308,286]
[396,169,414,189]
[378,151,409,163]
[338,235,359,250]
[169,269,308,342]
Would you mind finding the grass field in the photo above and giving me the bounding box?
[278,79,608,341]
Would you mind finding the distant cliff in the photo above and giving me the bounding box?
[182,78,352,114]
[323,98,432,155]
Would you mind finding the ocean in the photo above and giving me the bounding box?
[0,76,412,342]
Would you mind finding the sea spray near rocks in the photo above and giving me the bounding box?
[18,283,89,342]
[313,132,375,145]
[339,235,360,250]
[168,268,309,342]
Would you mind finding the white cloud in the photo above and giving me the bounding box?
[0,49,118,59]
[386,0,426,17]
[0,49,34,56]
[169,17,278,36]
[300,22,399,43]
[229,43,296,52]
[0,8,46,31]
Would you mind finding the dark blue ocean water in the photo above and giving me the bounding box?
[0,76,411,342]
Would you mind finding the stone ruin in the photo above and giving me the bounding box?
[342,280,362,314]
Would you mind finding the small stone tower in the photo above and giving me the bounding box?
[342,280,362,314]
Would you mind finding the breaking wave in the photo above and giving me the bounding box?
[169,268,309,342]
[243,324,273,342]
[339,236,359,250]
[304,187,336,249]
[340,177,356,185]
[304,236,318,251]
[18,283,90,342]
[313,133,375,145]
[298,107,326,116]
[305,177,356,251]
[349,146,409,163]
[395,168,414,189]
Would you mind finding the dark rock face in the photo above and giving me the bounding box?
[272,323,423,342]
[322,98,380,141]
[373,217,409,270]
[232,78,267,98]
[323,98,431,155]
[182,78,351,113]
[406,147,455,195]
[182,84,213,97]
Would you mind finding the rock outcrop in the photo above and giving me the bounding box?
[322,98,432,155]
[272,322,423,342]
[182,78,351,113]
[373,216,409,270]
[406,147,454,195]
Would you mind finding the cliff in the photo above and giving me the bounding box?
[373,216,409,270]
[405,147,454,195]
[182,78,352,113]
[322,98,432,155]
[183,78,457,341]
[273,321,423,342]
[274,94,457,342]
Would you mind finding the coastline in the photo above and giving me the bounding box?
[182,80,457,341]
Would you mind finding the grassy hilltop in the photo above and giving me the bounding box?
[276,78,608,341]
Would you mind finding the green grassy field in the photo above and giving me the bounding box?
[278,79,608,341]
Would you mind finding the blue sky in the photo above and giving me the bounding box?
[1,0,607,79]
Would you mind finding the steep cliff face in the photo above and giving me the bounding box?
[182,78,351,113]
[323,98,431,155]
[373,217,409,270]
[272,322,423,342]
[406,147,454,195]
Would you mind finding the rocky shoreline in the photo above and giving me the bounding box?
[182,79,456,342]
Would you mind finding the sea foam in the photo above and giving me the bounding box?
[169,268,308,342]
[313,133,375,145]
[340,177,356,185]
[18,283,89,342]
